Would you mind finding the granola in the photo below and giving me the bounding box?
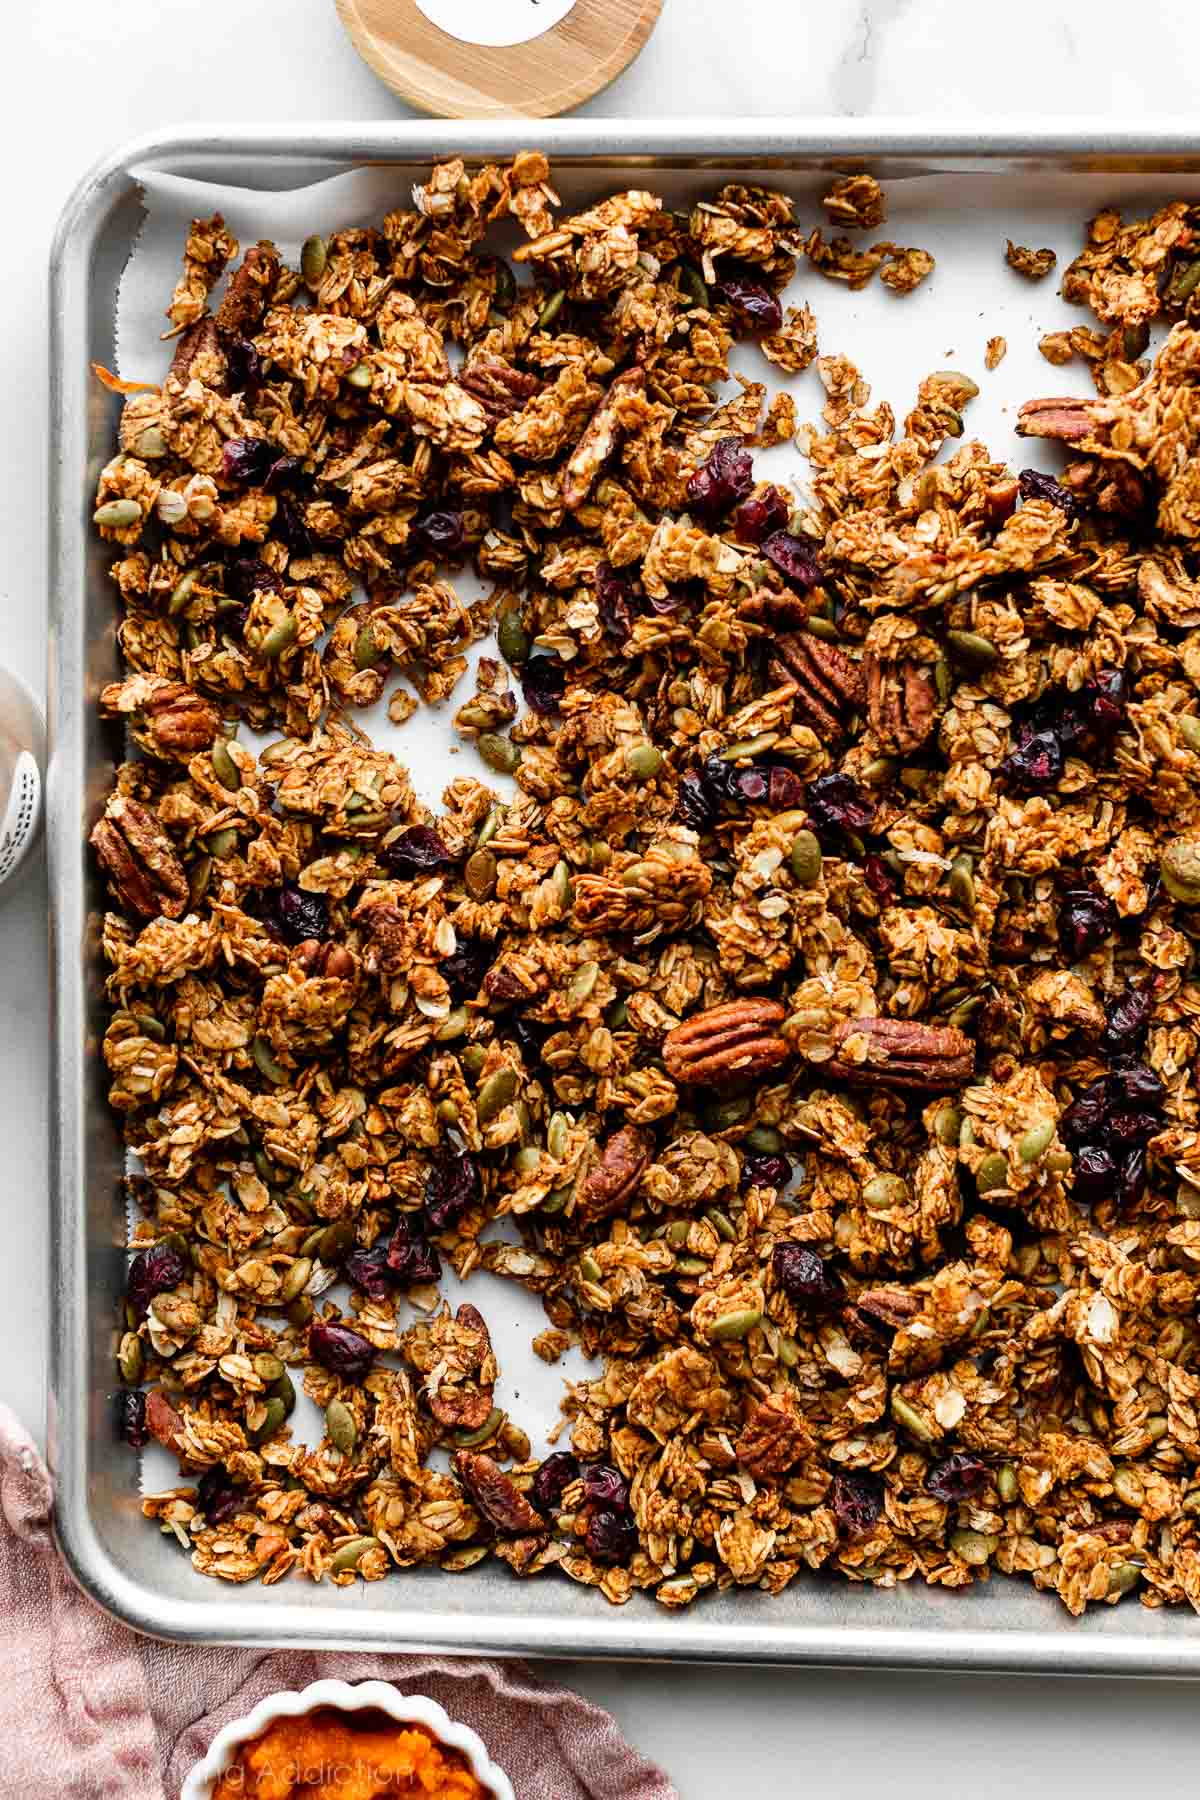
[93,158,1200,1624]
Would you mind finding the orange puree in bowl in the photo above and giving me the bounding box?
[211,1707,490,1799]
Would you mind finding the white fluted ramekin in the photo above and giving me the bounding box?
[180,1677,516,1800]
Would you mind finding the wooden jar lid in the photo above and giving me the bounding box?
[335,0,664,118]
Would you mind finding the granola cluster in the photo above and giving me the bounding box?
[92,157,1200,1621]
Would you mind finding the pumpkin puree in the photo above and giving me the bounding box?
[211,1708,489,1799]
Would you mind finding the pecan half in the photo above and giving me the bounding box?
[854,1287,922,1330]
[145,1388,184,1452]
[770,632,864,739]
[734,1391,813,1479]
[827,1017,974,1092]
[581,1124,653,1222]
[663,999,789,1086]
[170,316,225,386]
[1015,394,1097,444]
[99,674,222,760]
[452,1450,544,1533]
[214,242,281,338]
[864,656,938,754]
[459,353,542,422]
[90,795,189,921]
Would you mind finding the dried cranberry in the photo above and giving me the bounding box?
[731,766,770,805]
[1080,668,1127,736]
[260,881,331,945]
[767,765,806,810]
[344,1245,394,1301]
[126,1243,188,1318]
[715,272,783,334]
[595,562,638,642]
[830,1472,883,1535]
[677,770,717,831]
[1107,1109,1160,1149]
[225,555,283,601]
[532,1451,581,1513]
[221,435,276,486]
[116,1389,148,1449]
[379,825,455,878]
[732,485,789,544]
[520,655,566,715]
[762,530,822,592]
[275,493,312,555]
[1002,724,1064,792]
[441,937,492,1000]
[863,853,896,901]
[263,454,303,493]
[1058,888,1117,960]
[1072,1143,1115,1204]
[1115,1145,1148,1209]
[585,1507,638,1566]
[1110,1062,1164,1110]
[507,1010,550,1065]
[425,1149,479,1231]
[196,1467,246,1525]
[1101,984,1153,1057]
[1019,467,1080,519]
[412,509,465,558]
[744,1152,793,1192]
[581,1463,630,1510]
[806,771,874,834]
[773,1242,841,1306]
[686,436,755,523]
[386,1215,442,1286]
[925,1453,989,1502]
[1060,1081,1110,1147]
[223,335,262,395]
[308,1318,374,1382]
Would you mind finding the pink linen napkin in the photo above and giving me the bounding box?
[0,1403,677,1800]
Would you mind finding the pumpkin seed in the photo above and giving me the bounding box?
[168,570,197,615]
[709,1307,762,1343]
[665,1220,690,1248]
[301,233,327,287]
[461,1044,486,1078]
[497,609,530,665]
[948,852,975,913]
[434,1005,468,1042]
[590,839,612,869]
[934,655,953,703]
[536,289,566,330]
[353,622,382,670]
[451,1407,505,1449]
[706,1093,752,1130]
[210,737,242,791]
[606,996,629,1029]
[253,1351,284,1383]
[567,960,599,1006]
[187,856,212,905]
[862,1173,908,1210]
[803,615,839,642]
[541,1185,571,1215]
[1046,1149,1073,1174]
[890,1392,935,1441]
[286,1295,313,1327]
[331,1535,379,1573]
[546,1112,571,1159]
[945,629,998,670]
[252,1036,288,1086]
[476,1067,518,1122]
[345,361,372,389]
[579,1252,603,1283]
[933,1103,962,1146]
[551,860,573,909]
[1179,715,1200,755]
[1113,1466,1145,1509]
[626,742,663,779]
[206,826,239,858]
[133,1011,165,1041]
[259,614,298,658]
[491,259,516,309]
[949,993,983,1031]
[269,1371,297,1417]
[996,1464,1019,1503]
[789,829,823,888]
[950,1529,998,1566]
[461,847,497,901]
[675,1256,709,1276]
[1108,1561,1142,1597]
[706,1207,737,1243]
[1168,255,1200,305]
[326,1397,358,1455]
[118,1332,144,1384]
[475,806,503,849]
[94,498,142,529]
[975,1152,1009,1192]
[318,1219,354,1263]
[720,731,780,761]
[1018,1118,1056,1163]
[1161,839,1200,904]
[746,1124,784,1152]
[478,732,520,775]
[679,263,710,309]
[280,1258,312,1304]
[134,426,167,460]
[251,1397,287,1442]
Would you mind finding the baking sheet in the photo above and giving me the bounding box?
[49,124,1200,1666]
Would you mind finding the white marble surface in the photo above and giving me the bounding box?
[7,0,1200,1791]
